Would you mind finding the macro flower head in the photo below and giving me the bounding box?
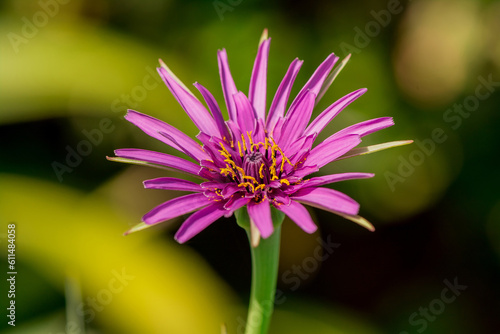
[109,29,411,245]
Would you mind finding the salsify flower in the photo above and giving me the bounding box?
[108,30,411,246]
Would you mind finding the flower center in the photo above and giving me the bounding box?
[217,132,294,195]
[243,151,268,184]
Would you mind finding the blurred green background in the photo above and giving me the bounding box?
[1,0,499,333]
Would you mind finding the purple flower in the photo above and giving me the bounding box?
[109,30,411,244]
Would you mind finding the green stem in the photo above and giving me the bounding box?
[235,208,284,334]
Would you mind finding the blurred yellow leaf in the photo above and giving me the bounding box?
[0,174,241,333]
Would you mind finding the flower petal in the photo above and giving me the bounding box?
[143,193,211,225]
[143,177,203,192]
[267,58,303,131]
[334,212,375,231]
[221,184,242,198]
[289,53,339,111]
[125,110,208,162]
[304,88,367,137]
[288,133,317,165]
[174,203,227,243]
[157,66,219,136]
[291,165,319,179]
[305,172,374,186]
[326,117,394,142]
[338,140,414,160]
[113,149,203,177]
[277,201,317,233]
[196,132,228,166]
[271,191,292,206]
[194,82,231,140]
[223,196,250,217]
[249,37,271,120]
[305,134,361,168]
[316,53,351,105]
[124,222,151,235]
[226,120,242,144]
[218,49,238,121]
[281,90,316,144]
[247,199,274,238]
[158,59,196,97]
[233,91,257,134]
[292,187,360,216]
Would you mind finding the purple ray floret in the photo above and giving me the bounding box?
[109,30,411,243]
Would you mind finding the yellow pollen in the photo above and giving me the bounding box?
[238,182,255,192]
[241,134,247,152]
[259,163,265,179]
[243,175,259,184]
[273,199,284,206]
[269,147,278,180]
[255,184,266,192]
[219,142,231,159]
[246,131,254,151]
[216,134,295,196]
[238,141,244,158]
[255,194,267,204]
[220,166,236,177]
[279,179,290,185]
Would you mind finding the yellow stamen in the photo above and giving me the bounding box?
[220,166,236,178]
[241,134,247,152]
[223,159,245,176]
[269,145,278,180]
[279,179,290,185]
[254,194,267,204]
[247,131,254,151]
[255,184,266,192]
[243,175,259,184]
[272,199,284,206]
[219,142,231,160]
[259,163,265,179]
[276,147,292,172]
[238,182,255,192]
[238,141,244,158]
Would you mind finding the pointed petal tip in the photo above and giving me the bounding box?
[338,213,376,232]
[259,28,269,44]
[123,221,152,236]
[338,54,352,66]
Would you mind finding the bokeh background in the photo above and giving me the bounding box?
[1,0,499,333]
